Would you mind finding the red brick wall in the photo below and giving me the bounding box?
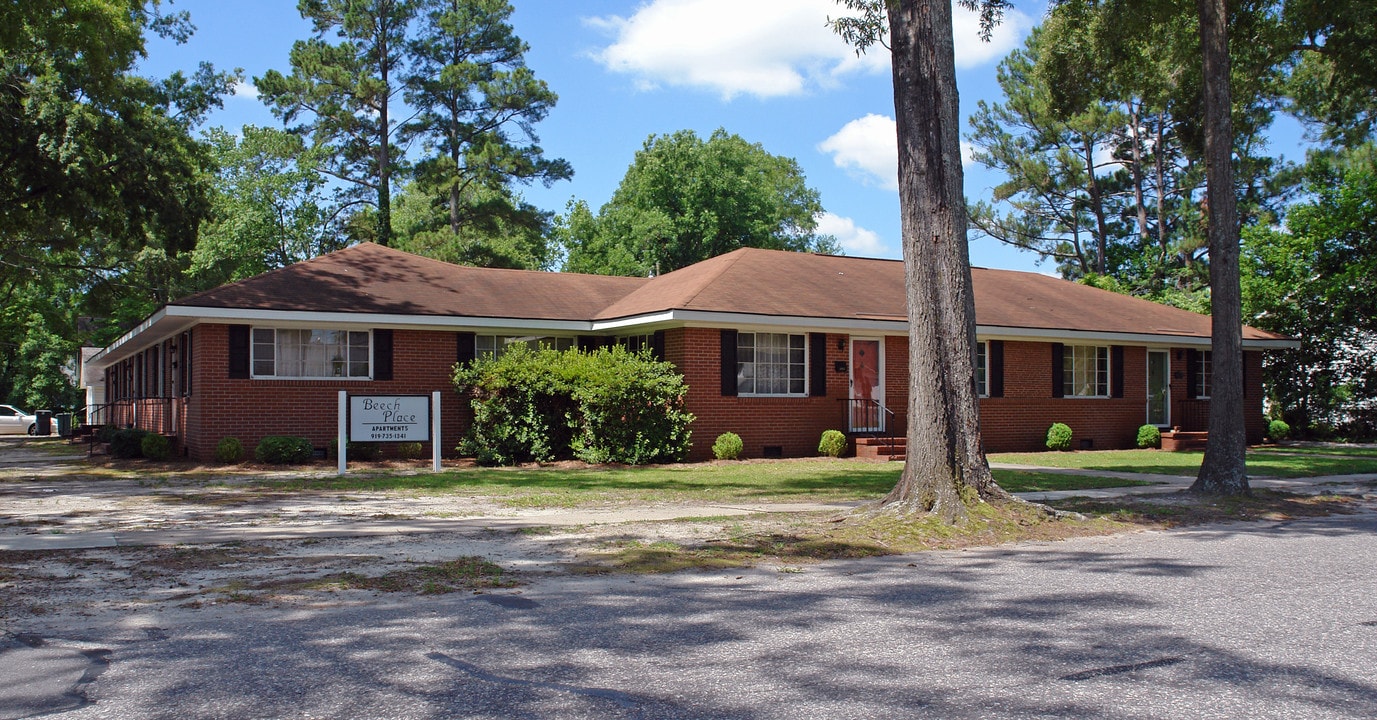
[183,324,470,461]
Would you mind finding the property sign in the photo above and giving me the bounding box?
[349,395,430,442]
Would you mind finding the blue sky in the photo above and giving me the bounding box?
[139,0,1305,274]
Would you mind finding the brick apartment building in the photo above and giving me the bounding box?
[81,243,1295,461]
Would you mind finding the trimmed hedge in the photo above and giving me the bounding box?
[713,432,744,460]
[255,436,314,465]
[140,433,171,461]
[1268,419,1291,441]
[818,429,847,458]
[397,442,425,460]
[1136,424,1162,449]
[110,429,150,459]
[455,345,694,466]
[1046,423,1073,451]
[215,437,244,464]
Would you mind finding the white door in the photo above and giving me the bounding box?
[849,338,884,432]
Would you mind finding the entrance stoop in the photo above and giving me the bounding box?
[1160,430,1208,451]
[853,436,906,461]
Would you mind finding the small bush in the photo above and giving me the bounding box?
[1136,424,1161,449]
[397,441,425,459]
[1268,419,1291,441]
[1046,423,1073,451]
[96,425,118,444]
[713,432,744,460]
[140,433,171,461]
[327,439,382,461]
[110,428,150,459]
[255,436,314,465]
[215,437,244,464]
[818,429,847,458]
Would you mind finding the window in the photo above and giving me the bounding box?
[618,334,655,353]
[975,341,988,397]
[1063,345,1110,397]
[1196,350,1212,399]
[475,335,574,360]
[250,328,371,379]
[737,332,806,396]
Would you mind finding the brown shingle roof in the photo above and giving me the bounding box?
[172,243,1287,343]
[175,243,647,321]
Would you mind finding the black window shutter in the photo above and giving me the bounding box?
[456,332,476,365]
[1051,343,1065,398]
[988,340,1005,398]
[1241,350,1249,397]
[1186,349,1199,398]
[186,329,194,395]
[373,329,393,381]
[1111,345,1125,398]
[651,330,666,361]
[720,330,738,397]
[808,332,827,397]
[228,325,250,379]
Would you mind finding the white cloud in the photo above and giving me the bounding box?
[231,80,259,100]
[815,212,890,257]
[820,114,981,190]
[588,0,1030,100]
[818,113,898,190]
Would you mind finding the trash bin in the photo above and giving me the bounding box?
[35,410,52,436]
[55,413,73,437]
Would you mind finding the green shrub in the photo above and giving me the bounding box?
[140,433,171,461]
[818,429,847,457]
[1268,419,1291,441]
[1136,424,1161,449]
[215,437,244,463]
[712,432,744,460]
[326,439,382,461]
[110,429,150,459]
[255,436,314,465]
[1046,423,1073,451]
[454,345,694,466]
[397,441,425,459]
[96,425,118,444]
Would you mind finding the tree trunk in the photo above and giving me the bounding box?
[883,0,1004,522]
[1191,0,1249,495]
[1083,138,1108,274]
[1128,100,1150,244]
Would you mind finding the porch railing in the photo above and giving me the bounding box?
[841,397,899,455]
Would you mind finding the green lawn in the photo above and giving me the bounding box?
[1251,445,1377,458]
[989,448,1377,478]
[257,459,1142,508]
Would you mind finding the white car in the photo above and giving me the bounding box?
[0,405,37,435]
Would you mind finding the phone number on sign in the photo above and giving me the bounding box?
[368,432,419,440]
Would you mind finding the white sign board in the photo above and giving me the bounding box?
[350,395,430,442]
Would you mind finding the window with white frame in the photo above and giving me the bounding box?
[975,341,988,397]
[1196,350,1213,398]
[737,332,806,396]
[618,333,655,353]
[475,335,574,361]
[251,328,370,379]
[1063,345,1110,397]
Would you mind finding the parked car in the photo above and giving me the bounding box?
[0,405,37,435]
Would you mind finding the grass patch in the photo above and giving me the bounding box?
[993,470,1155,493]
[1251,445,1377,459]
[330,557,521,594]
[990,449,1377,478]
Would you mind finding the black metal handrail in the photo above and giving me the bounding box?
[840,397,900,459]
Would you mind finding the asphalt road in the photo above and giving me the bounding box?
[6,507,1377,720]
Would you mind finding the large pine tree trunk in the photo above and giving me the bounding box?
[883,0,1005,522]
[1191,0,1249,495]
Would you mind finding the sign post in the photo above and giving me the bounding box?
[337,390,347,476]
[432,391,441,472]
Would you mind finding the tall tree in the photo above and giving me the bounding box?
[562,129,834,277]
[390,181,556,269]
[257,0,415,246]
[833,0,1012,521]
[190,126,348,287]
[401,0,571,238]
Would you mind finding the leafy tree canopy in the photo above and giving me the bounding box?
[561,129,835,277]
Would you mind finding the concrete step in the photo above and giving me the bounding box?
[1161,430,1208,452]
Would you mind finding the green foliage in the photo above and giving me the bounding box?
[1268,419,1291,441]
[326,440,383,461]
[818,430,848,458]
[110,429,151,459]
[560,129,836,276]
[454,345,693,466]
[1136,424,1162,449]
[390,182,557,270]
[1046,423,1074,452]
[215,437,244,464]
[254,436,315,465]
[713,432,744,461]
[397,441,425,460]
[140,433,172,461]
